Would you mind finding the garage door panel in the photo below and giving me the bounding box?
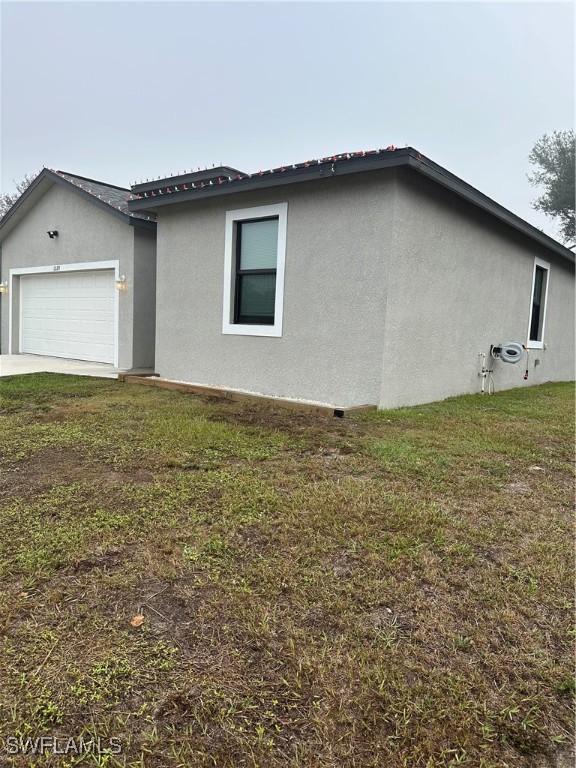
[22,317,115,333]
[23,296,115,309]
[20,270,116,364]
[21,325,115,343]
[22,306,115,324]
[21,337,115,361]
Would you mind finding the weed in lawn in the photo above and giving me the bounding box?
[183,536,235,570]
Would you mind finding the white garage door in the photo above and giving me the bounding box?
[20,270,116,364]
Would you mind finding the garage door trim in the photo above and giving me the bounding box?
[8,260,120,367]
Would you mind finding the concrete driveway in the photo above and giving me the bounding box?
[0,354,118,379]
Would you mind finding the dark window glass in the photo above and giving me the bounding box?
[238,274,276,321]
[529,266,547,342]
[235,218,278,325]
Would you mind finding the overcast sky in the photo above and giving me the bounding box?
[1,1,573,239]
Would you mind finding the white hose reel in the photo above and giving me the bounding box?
[490,341,524,364]
[480,341,529,394]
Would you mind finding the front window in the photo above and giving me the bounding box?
[222,203,288,337]
[528,258,550,348]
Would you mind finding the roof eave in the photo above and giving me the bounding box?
[132,166,245,194]
[128,148,573,263]
[127,150,412,213]
[0,168,155,242]
[406,153,574,263]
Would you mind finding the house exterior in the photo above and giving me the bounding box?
[127,148,575,409]
[0,169,157,372]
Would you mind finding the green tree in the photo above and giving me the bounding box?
[528,130,575,245]
[0,173,37,219]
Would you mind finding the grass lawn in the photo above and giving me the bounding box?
[0,375,573,767]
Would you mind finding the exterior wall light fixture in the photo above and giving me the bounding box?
[115,275,127,292]
[47,230,59,239]
[0,281,7,295]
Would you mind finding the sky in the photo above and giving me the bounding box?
[1,1,573,239]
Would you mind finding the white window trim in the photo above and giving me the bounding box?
[222,202,288,337]
[8,260,120,367]
[526,256,550,350]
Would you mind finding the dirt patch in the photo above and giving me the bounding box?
[0,446,90,499]
[102,469,154,485]
[68,547,127,574]
[34,401,104,423]
[365,606,412,635]
[152,687,203,724]
[233,523,270,549]
[0,446,154,500]
[127,579,216,653]
[503,481,532,495]
[209,399,364,439]
[302,603,344,635]
[331,550,358,578]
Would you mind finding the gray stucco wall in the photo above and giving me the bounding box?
[0,182,156,372]
[379,172,575,408]
[155,174,397,407]
[154,168,574,409]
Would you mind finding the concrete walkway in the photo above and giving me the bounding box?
[0,354,118,379]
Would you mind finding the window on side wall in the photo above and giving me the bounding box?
[527,257,550,349]
[222,203,287,337]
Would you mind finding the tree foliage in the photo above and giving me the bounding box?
[0,173,37,219]
[528,130,575,245]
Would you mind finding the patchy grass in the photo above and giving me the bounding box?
[0,373,573,767]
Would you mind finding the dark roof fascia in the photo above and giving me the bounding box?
[127,150,411,211]
[0,169,155,240]
[132,166,245,194]
[128,147,573,263]
[405,153,573,263]
[128,216,157,232]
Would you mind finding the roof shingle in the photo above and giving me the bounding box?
[55,170,155,221]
